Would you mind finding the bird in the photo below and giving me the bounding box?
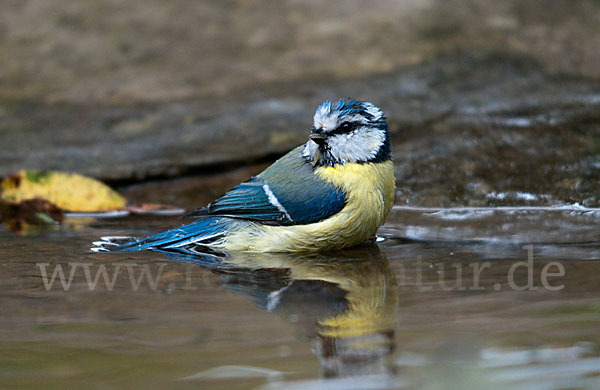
[93,99,395,253]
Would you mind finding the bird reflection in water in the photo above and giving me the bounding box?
[167,245,398,379]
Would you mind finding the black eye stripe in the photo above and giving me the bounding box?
[330,121,358,135]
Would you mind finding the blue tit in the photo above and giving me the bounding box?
[93,99,395,253]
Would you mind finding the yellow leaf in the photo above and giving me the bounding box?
[1,171,127,212]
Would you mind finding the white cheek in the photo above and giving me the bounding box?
[328,129,384,163]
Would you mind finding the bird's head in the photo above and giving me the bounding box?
[303,99,391,167]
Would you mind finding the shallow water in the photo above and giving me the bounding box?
[1,202,600,389]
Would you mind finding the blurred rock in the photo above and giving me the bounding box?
[0,1,599,206]
[0,98,311,180]
[2,0,599,104]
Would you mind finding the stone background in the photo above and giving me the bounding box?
[1,0,599,206]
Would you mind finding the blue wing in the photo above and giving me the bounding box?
[192,179,285,223]
[189,146,346,225]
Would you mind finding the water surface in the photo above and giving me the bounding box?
[1,204,599,389]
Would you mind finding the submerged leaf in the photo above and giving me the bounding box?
[0,198,64,234]
[1,171,126,212]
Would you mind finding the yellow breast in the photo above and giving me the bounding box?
[222,160,396,252]
[315,160,396,231]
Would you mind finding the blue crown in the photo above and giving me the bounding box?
[317,98,376,120]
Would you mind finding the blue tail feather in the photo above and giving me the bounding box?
[96,217,234,253]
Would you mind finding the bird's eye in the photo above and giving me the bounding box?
[338,122,352,133]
